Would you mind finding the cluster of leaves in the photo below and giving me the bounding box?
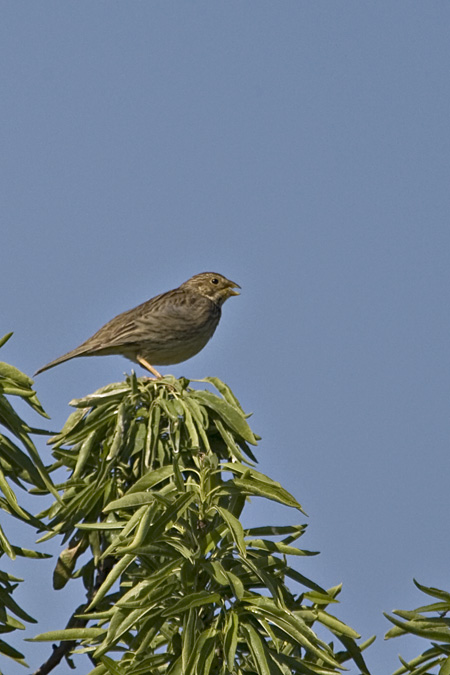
[33,373,373,674]
[0,333,52,671]
[385,580,450,675]
[5,331,450,675]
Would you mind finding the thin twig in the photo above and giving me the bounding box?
[32,557,115,674]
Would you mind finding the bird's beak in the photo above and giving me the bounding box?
[227,281,241,297]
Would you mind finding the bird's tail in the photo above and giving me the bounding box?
[34,347,87,376]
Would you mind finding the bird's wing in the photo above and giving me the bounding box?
[84,288,209,350]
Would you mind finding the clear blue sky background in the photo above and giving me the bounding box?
[2,3,450,673]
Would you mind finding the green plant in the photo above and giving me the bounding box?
[385,580,450,675]
[30,373,373,674]
[0,333,52,672]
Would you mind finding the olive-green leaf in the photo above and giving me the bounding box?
[243,597,340,668]
[161,591,221,617]
[86,554,135,611]
[216,505,247,558]
[233,477,304,512]
[0,638,28,666]
[198,377,245,411]
[441,655,450,675]
[0,361,33,388]
[30,627,106,642]
[104,491,157,511]
[385,613,450,642]
[315,609,360,639]
[191,390,258,445]
[241,622,271,675]
[413,579,450,603]
[246,538,316,557]
[126,465,174,494]
[0,333,13,350]
[224,611,239,670]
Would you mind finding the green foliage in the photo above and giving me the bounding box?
[32,373,373,674]
[0,333,52,671]
[385,580,450,674]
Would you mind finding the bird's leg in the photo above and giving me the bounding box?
[137,356,163,379]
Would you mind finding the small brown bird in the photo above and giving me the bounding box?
[34,272,240,378]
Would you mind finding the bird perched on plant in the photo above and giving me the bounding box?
[34,272,240,378]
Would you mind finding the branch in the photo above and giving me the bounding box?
[32,557,115,674]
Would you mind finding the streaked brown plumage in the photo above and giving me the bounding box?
[34,272,240,378]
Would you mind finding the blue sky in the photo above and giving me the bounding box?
[2,3,450,673]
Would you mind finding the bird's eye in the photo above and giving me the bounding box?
[211,278,219,285]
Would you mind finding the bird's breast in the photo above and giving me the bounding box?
[137,297,221,365]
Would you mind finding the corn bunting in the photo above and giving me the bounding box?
[35,272,240,378]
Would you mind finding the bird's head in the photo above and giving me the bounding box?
[182,272,241,306]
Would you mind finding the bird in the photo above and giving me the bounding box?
[34,272,240,378]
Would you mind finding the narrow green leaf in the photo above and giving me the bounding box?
[3,614,25,631]
[116,560,181,607]
[233,477,304,512]
[0,333,13,350]
[240,557,282,605]
[336,634,372,675]
[225,570,245,601]
[216,506,247,558]
[96,606,153,658]
[86,554,135,610]
[243,597,340,668]
[315,609,360,638]
[0,638,28,666]
[183,398,211,451]
[198,377,245,411]
[221,463,305,512]
[0,434,46,489]
[50,407,87,445]
[10,546,51,560]
[385,613,450,642]
[30,627,106,641]
[158,398,180,422]
[69,382,131,408]
[172,454,185,492]
[284,567,327,594]
[224,611,239,670]
[98,656,122,675]
[0,525,15,559]
[303,590,339,606]
[53,538,88,590]
[214,418,249,463]
[193,632,216,675]
[182,609,197,673]
[124,504,154,549]
[0,384,36,398]
[246,524,306,538]
[0,395,57,497]
[163,538,195,562]
[104,491,157,511]
[106,402,127,460]
[73,430,98,479]
[0,362,33,387]
[246,538,316,557]
[205,560,229,585]
[440,655,450,675]
[161,591,221,617]
[126,465,174,494]
[101,505,149,557]
[241,622,271,675]
[192,390,258,445]
[413,579,450,603]
[0,467,31,522]
[182,405,199,448]
[120,493,195,552]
